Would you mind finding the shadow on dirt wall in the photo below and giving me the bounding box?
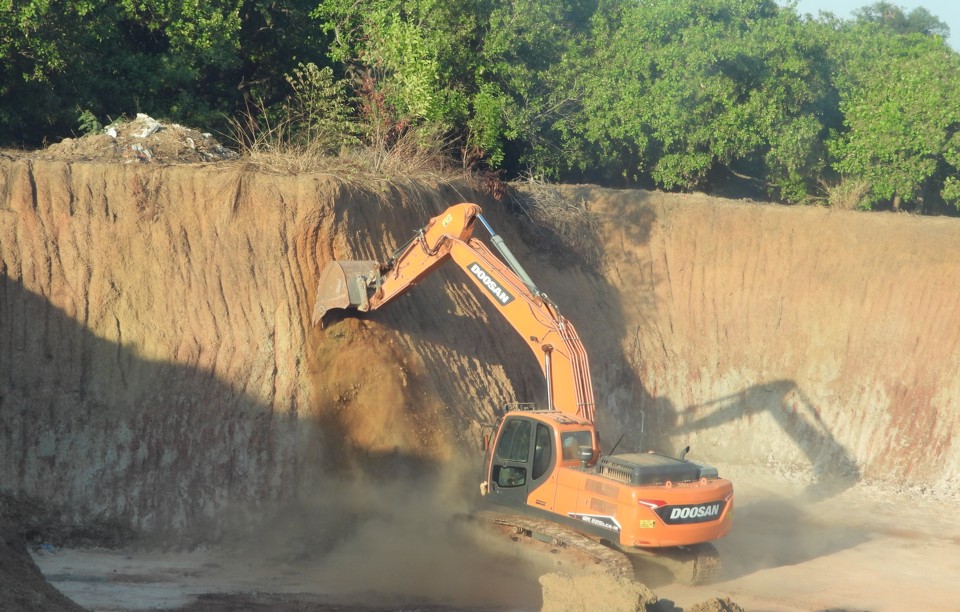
[677,380,861,500]
[532,189,861,491]
[532,189,870,581]
[0,275,445,549]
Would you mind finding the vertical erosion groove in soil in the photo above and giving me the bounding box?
[1,155,959,610]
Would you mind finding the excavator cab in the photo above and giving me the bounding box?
[561,430,595,463]
[484,412,565,505]
[480,408,732,584]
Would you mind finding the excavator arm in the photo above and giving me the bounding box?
[313,203,596,422]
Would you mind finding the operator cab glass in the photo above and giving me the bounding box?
[560,430,593,461]
[493,419,531,488]
[489,418,557,497]
[532,423,553,479]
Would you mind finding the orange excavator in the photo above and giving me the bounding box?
[313,203,733,583]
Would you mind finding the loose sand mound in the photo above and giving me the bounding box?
[540,572,658,611]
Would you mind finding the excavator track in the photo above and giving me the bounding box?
[626,541,721,586]
[465,510,634,578]
[462,511,721,585]
[682,542,722,584]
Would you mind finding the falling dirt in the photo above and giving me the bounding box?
[1,137,959,611]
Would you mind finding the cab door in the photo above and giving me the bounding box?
[487,416,556,509]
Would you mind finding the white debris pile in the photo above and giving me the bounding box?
[42,113,239,163]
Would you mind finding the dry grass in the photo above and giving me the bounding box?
[350,124,461,179]
[509,177,603,270]
[228,125,468,185]
[817,178,872,210]
[226,97,466,185]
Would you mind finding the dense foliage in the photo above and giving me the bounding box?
[1,0,957,213]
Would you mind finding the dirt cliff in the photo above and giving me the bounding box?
[2,151,959,550]
[0,148,960,612]
[560,186,960,494]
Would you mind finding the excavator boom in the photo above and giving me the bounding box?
[314,203,595,422]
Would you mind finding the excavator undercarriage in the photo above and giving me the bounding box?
[464,509,722,585]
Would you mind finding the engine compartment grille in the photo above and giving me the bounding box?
[597,453,702,486]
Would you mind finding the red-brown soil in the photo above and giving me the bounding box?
[1,134,959,610]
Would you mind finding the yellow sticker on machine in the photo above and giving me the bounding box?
[638,520,656,529]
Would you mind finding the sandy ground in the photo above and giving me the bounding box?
[646,471,960,612]
[31,472,960,612]
[31,508,555,611]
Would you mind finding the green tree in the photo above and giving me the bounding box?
[313,0,596,169]
[234,0,333,108]
[558,0,838,200]
[827,28,960,211]
[0,0,329,147]
[853,2,949,38]
[314,0,477,144]
[477,0,597,174]
[0,0,116,144]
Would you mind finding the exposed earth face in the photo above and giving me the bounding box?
[1,131,958,610]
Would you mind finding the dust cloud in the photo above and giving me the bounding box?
[714,482,867,581]
[219,457,551,609]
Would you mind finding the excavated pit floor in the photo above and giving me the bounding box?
[30,473,960,611]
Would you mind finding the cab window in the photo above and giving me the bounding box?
[532,423,552,480]
[494,465,526,488]
[495,419,531,462]
[561,430,593,461]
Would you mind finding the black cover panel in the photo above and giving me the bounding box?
[598,452,702,485]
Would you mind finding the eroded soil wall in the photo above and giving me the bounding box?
[1,157,958,542]
[545,187,960,494]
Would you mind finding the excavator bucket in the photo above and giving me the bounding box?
[312,260,381,326]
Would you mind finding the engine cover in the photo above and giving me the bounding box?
[597,452,705,486]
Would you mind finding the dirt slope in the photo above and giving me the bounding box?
[0,155,482,540]
[0,526,84,611]
[1,151,959,607]
[541,186,960,494]
[3,153,960,536]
